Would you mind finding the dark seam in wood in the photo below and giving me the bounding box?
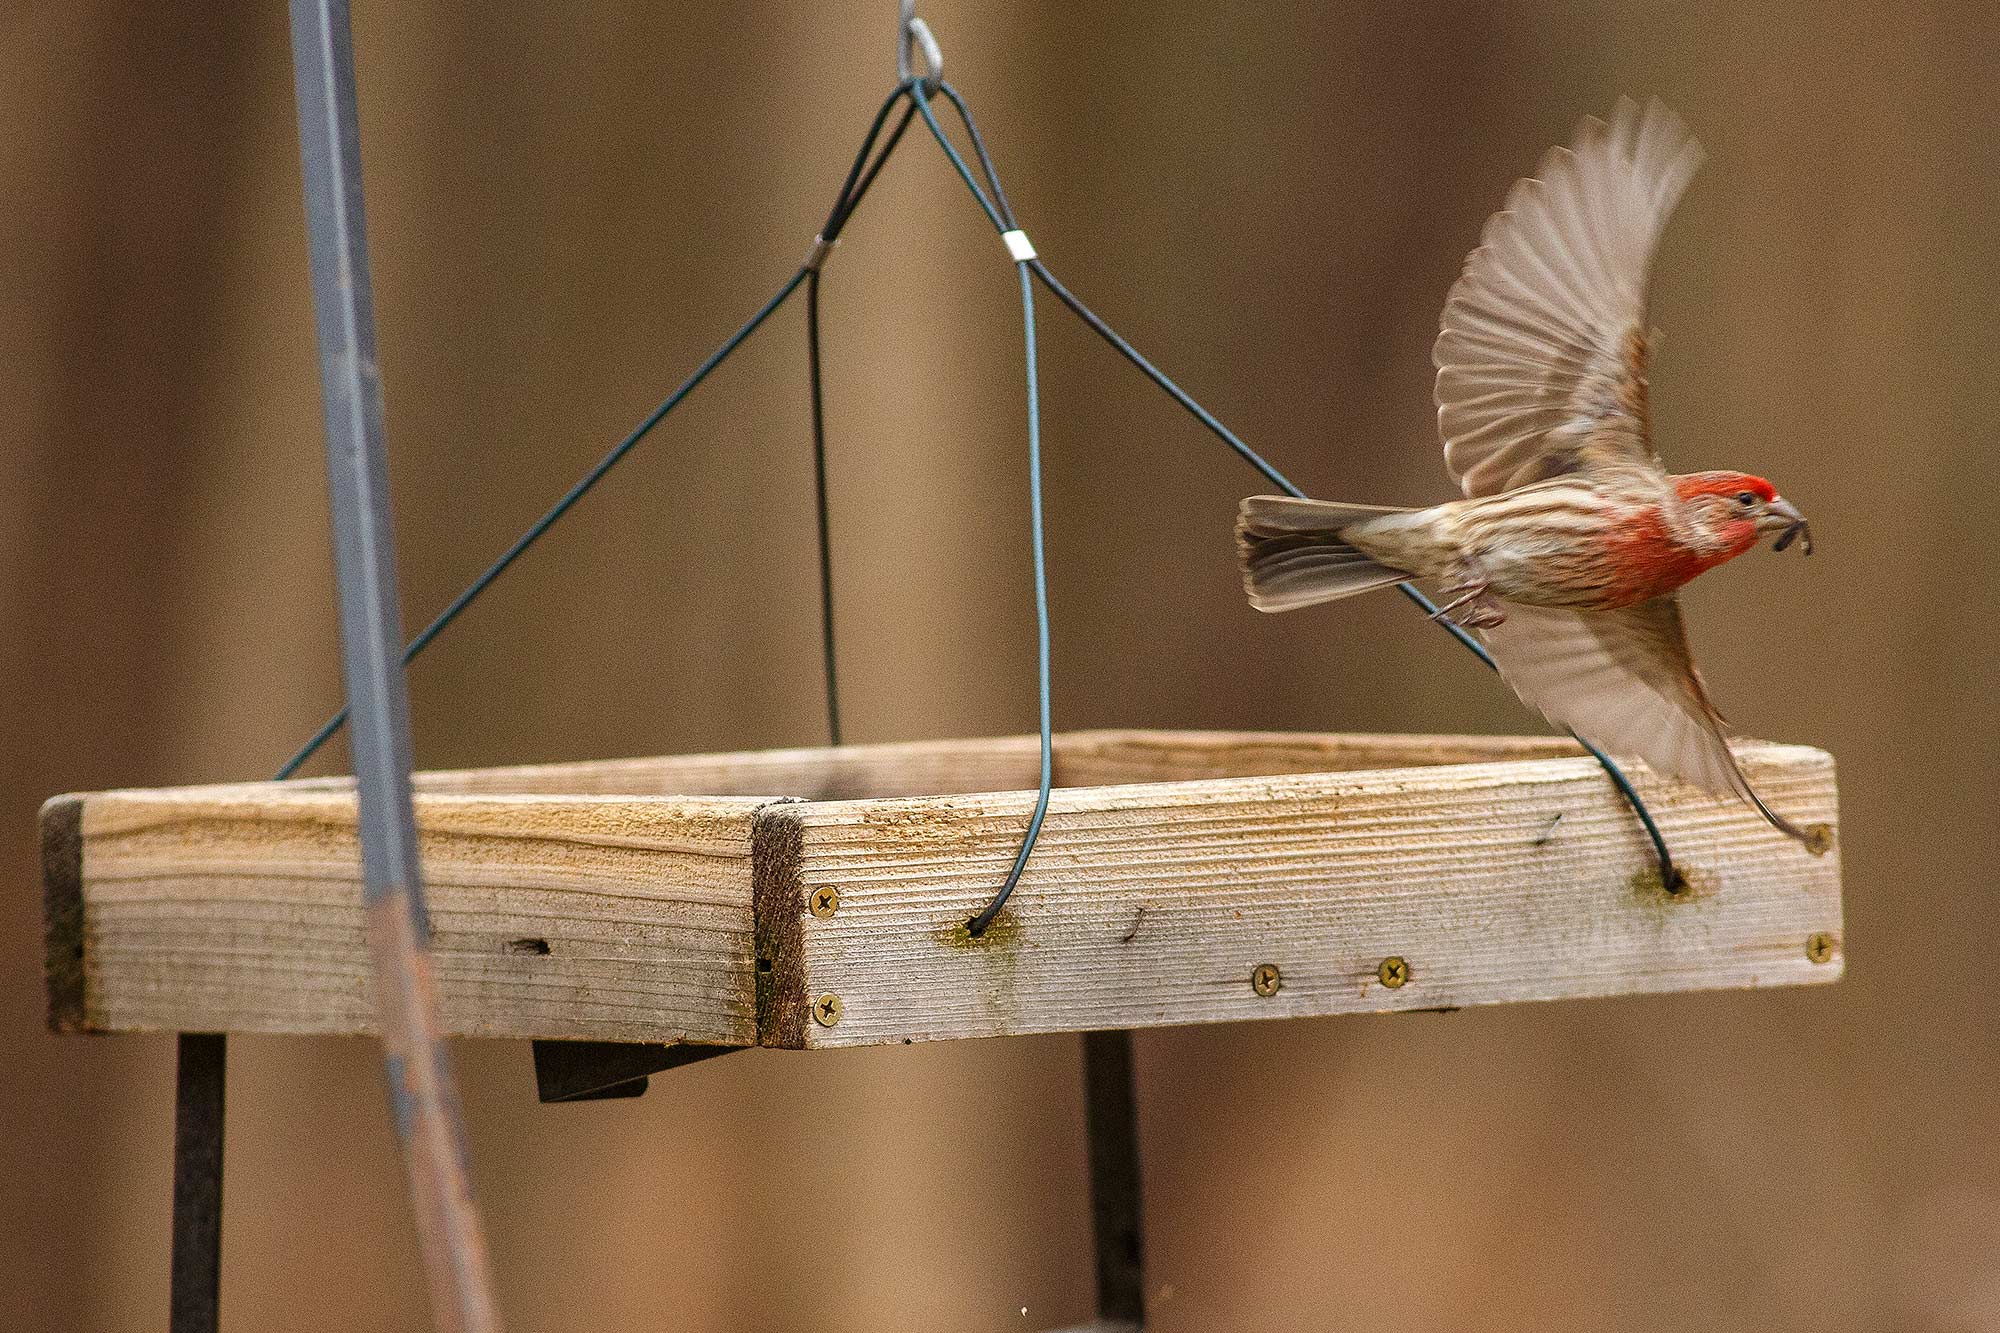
[750,800,809,1048]
[41,795,87,1032]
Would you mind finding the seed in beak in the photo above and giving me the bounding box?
[1766,497,1812,555]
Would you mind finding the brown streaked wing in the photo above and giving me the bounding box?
[1434,98,1705,498]
[1479,597,1806,839]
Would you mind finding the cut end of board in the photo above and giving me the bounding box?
[41,794,87,1033]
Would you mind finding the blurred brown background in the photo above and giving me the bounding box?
[4,2,1995,1329]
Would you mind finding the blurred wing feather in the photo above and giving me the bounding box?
[1481,598,1759,803]
[1435,98,1705,497]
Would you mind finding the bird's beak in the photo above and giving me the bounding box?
[1762,496,1813,555]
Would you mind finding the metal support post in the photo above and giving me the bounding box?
[1081,1030,1147,1330]
[169,1033,226,1333]
[288,2,499,1327]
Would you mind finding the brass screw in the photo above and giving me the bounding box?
[1379,955,1410,989]
[809,886,840,918]
[1804,824,1835,857]
[1805,932,1837,965]
[812,993,844,1026]
[1250,962,1282,997]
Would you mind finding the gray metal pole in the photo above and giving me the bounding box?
[287,2,499,1329]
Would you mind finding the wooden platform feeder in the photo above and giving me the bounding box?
[43,729,1843,1049]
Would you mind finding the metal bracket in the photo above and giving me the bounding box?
[531,1040,739,1103]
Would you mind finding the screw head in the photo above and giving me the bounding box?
[812,993,844,1026]
[1805,824,1835,857]
[1379,955,1410,989]
[809,886,840,918]
[1806,932,1837,965]
[1250,962,1282,997]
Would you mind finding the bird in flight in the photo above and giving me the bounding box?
[1236,99,1814,841]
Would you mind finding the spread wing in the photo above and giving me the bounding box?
[1435,98,1705,498]
[1482,598,1807,839]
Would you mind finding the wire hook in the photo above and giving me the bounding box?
[897,0,943,94]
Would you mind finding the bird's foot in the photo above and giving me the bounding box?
[1429,582,1506,630]
[1453,599,1507,629]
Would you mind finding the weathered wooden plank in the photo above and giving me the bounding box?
[278,730,1591,801]
[758,741,1842,1048]
[43,732,1843,1046]
[1051,729,1587,787]
[52,786,776,1043]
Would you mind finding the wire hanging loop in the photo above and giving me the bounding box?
[897,0,943,94]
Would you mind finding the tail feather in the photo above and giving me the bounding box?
[1236,495,1412,613]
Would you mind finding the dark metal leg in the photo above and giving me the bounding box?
[170,1032,225,1333]
[1082,1030,1146,1330]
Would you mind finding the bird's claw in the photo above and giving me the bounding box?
[1452,601,1507,629]
[1430,582,1507,630]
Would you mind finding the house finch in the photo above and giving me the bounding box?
[1237,99,1815,841]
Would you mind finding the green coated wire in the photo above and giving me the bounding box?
[961,261,1053,938]
[274,85,918,780]
[271,71,1680,905]
[906,81,1057,934]
[805,269,842,747]
[273,267,806,780]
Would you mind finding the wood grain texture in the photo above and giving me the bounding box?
[42,732,1842,1045]
[764,741,1842,1048]
[277,730,1593,801]
[58,785,775,1042]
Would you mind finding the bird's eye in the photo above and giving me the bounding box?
[1734,491,1759,509]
